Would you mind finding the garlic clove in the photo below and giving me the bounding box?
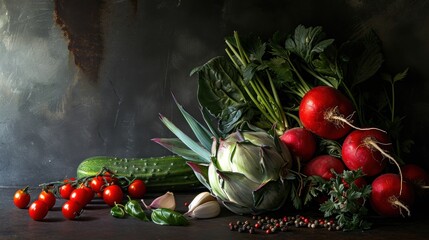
[187,191,216,213]
[186,200,221,219]
[142,191,176,210]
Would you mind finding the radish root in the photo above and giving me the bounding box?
[364,137,404,196]
[324,106,386,133]
[388,196,411,217]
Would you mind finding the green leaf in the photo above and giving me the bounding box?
[215,170,259,208]
[151,208,189,226]
[172,95,213,150]
[393,68,409,83]
[187,162,211,190]
[285,25,333,63]
[159,115,211,163]
[151,138,208,163]
[253,180,288,211]
[192,56,252,134]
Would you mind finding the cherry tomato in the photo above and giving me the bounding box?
[62,200,83,220]
[13,187,31,209]
[103,172,118,185]
[90,176,105,193]
[103,185,124,206]
[59,183,75,199]
[28,200,49,221]
[69,188,92,207]
[80,185,94,203]
[38,189,56,210]
[128,179,147,199]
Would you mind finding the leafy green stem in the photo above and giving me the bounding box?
[225,32,288,134]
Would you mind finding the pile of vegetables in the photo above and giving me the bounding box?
[12,25,429,232]
[153,25,429,230]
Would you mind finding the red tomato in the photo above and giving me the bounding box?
[59,183,75,199]
[13,187,31,209]
[62,200,83,220]
[80,185,94,203]
[69,188,91,207]
[128,179,147,199]
[90,176,105,193]
[103,185,124,206]
[29,200,49,221]
[103,172,118,185]
[38,189,56,210]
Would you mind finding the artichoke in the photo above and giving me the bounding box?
[153,99,293,215]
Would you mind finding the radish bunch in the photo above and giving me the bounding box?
[280,85,427,218]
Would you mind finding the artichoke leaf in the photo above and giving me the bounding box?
[187,162,211,190]
[208,163,229,202]
[172,95,214,150]
[151,138,208,163]
[222,200,255,215]
[159,114,211,164]
[253,179,290,211]
[215,169,260,208]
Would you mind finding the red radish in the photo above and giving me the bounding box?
[341,129,391,177]
[279,127,317,162]
[299,86,356,140]
[303,155,345,180]
[370,173,415,217]
[401,164,429,188]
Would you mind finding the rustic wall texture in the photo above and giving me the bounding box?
[0,0,428,186]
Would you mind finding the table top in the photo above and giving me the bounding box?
[2,187,429,240]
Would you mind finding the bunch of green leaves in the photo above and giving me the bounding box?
[316,169,372,231]
[192,32,290,136]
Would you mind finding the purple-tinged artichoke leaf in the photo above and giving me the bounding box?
[151,138,208,163]
[159,114,211,163]
[187,162,211,190]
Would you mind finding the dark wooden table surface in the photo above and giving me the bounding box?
[1,187,428,240]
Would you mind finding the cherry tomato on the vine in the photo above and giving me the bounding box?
[28,200,49,221]
[90,176,105,193]
[62,200,83,220]
[13,187,31,209]
[128,179,147,199]
[80,185,94,203]
[38,189,56,210]
[59,183,75,199]
[70,188,92,207]
[103,185,123,206]
[103,172,118,185]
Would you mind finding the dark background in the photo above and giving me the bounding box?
[0,0,428,186]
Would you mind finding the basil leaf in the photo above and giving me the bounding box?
[151,208,189,226]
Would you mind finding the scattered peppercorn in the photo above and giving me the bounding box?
[227,214,344,235]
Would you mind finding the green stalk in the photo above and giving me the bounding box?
[252,78,284,131]
[286,58,312,94]
[300,64,335,88]
[267,71,289,129]
[225,32,288,133]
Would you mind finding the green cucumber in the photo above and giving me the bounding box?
[77,155,202,192]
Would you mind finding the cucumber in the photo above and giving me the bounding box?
[77,155,202,192]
